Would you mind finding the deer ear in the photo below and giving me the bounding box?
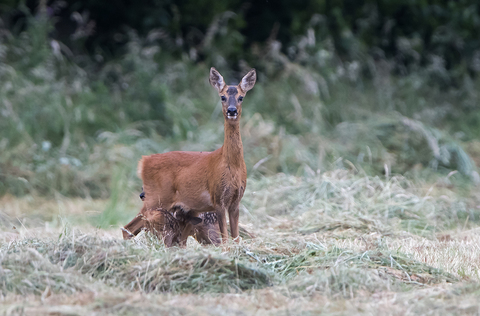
[240,69,256,92]
[188,216,202,225]
[209,67,225,92]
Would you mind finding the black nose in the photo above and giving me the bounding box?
[227,107,237,116]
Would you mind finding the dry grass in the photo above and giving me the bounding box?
[0,171,479,315]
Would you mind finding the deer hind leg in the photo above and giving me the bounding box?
[195,213,221,245]
[216,207,228,243]
[195,225,221,246]
[206,227,222,246]
[228,205,240,242]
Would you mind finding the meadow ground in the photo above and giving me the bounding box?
[1,170,479,315]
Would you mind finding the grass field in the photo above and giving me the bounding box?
[1,170,479,315]
[1,15,480,315]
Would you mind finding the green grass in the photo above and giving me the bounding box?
[1,172,480,314]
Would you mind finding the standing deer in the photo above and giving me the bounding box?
[130,68,256,243]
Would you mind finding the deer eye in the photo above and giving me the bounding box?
[238,96,244,102]
[221,96,227,102]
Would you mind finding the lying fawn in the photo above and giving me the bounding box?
[122,206,220,246]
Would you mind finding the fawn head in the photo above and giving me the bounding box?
[209,68,256,123]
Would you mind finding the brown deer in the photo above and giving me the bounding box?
[122,207,221,246]
[122,188,221,245]
[129,68,256,243]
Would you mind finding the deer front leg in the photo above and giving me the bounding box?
[175,209,203,247]
[178,222,194,247]
[122,205,147,239]
[228,204,240,242]
[216,207,228,243]
[122,213,145,239]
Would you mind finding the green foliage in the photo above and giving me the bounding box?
[1,6,480,198]
[5,1,480,75]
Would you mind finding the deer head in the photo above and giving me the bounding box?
[209,68,256,124]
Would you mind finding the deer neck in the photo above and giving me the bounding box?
[222,120,244,167]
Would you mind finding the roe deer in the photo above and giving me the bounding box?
[122,207,221,246]
[136,67,256,243]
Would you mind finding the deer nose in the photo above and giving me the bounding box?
[227,107,237,116]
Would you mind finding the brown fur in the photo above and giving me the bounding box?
[136,68,256,243]
[122,213,145,240]
[122,207,221,246]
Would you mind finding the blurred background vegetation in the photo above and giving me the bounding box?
[0,0,479,200]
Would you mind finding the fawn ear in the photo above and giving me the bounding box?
[209,67,225,92]
[188,216,202,225]
[240,69,256,92]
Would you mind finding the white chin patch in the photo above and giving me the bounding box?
[227,115,238,120]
